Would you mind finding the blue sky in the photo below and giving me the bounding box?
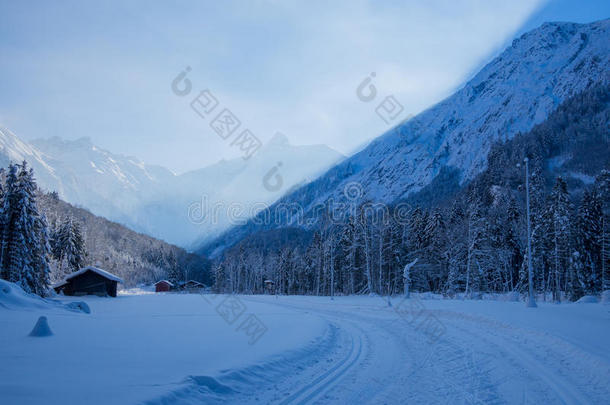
[0,0,608,173]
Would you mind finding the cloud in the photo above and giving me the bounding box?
[0,0,547,172]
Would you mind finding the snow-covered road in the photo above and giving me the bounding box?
[1,283,609,404]
[201,295,610,405]
[147,295,610,404]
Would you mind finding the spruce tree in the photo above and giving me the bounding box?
[576,190,603,295]
[52,217,87,280]
[1,162,51,295]
[1,163,21,282]
[549,177,571,302]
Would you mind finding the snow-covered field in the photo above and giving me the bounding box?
[1,281,609,404]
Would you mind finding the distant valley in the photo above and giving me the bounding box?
[0,128,343,247]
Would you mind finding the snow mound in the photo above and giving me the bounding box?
[502,291,521,302]
[66,301,91,314]
[602,290,610,304]
[188,375,235,395]
[576,295,599,304]
[0,279,53,310]
[0,279,91,313]
[29,316,53,337]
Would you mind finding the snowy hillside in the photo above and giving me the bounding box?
[345,19,610,202]
[37,192,210,287]
[0,128,343,246]
[200,18,610,255]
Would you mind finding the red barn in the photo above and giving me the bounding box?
[154,280,173,292]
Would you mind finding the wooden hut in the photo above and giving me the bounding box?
[264,279,275,294]
[154,280,173,292]
[182,280,205,292]
[53,266,123,297]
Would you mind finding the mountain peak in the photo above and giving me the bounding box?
[32,136,94,151]
[267,132,290,147]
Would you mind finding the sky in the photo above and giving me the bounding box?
[0,0,608,174]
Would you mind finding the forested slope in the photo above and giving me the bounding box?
[213,84,609,300]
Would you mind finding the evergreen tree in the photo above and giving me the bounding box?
[596,171,610,298]
[52,217,87,280]
[423,209,448,291]
[0,162,51,295]
[32,213,52,296]
[549,177,571,302]
[505,196,523,291]
[529,165,548,297]
[339,217,359,294]
[464,197,487,296]
[1,163,21,282]
[576,190,603,295]
[167,252,181,286]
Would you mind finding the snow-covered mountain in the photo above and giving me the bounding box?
[200,19,610,256]
[0,127,343,247]
[325,19,610,202]
[136,132,344,247]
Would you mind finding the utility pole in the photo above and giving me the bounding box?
[524,157,537,308]
[326,222,335,301]
[330,240,335,301]
[603,212,609,303]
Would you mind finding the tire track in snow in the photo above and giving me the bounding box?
[147,296,606,404]
[257,298,426,404]
[438,312,595,404]
[278,333,363,405]
[143,321,347,405]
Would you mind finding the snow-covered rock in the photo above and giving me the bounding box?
[28,316,53,337]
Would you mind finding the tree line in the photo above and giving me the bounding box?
[214,172,608,301]
[213,84,610,301]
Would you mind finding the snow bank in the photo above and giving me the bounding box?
[0,279,91,313]
[119,285,156,295]
[576,295,599,304]
[0,279,53,310]
[0,292,326,405]
[65,301,91,314]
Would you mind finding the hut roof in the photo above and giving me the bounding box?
[65,266,124,284]
[184,280,204,286]
[154,280,174,286]
[52,280,69,289]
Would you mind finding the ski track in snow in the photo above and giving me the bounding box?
[145,296,610,404]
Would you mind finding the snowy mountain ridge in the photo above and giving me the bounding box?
[0,127,344,247]
[200,18,610,256]
[326,19,610,203]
